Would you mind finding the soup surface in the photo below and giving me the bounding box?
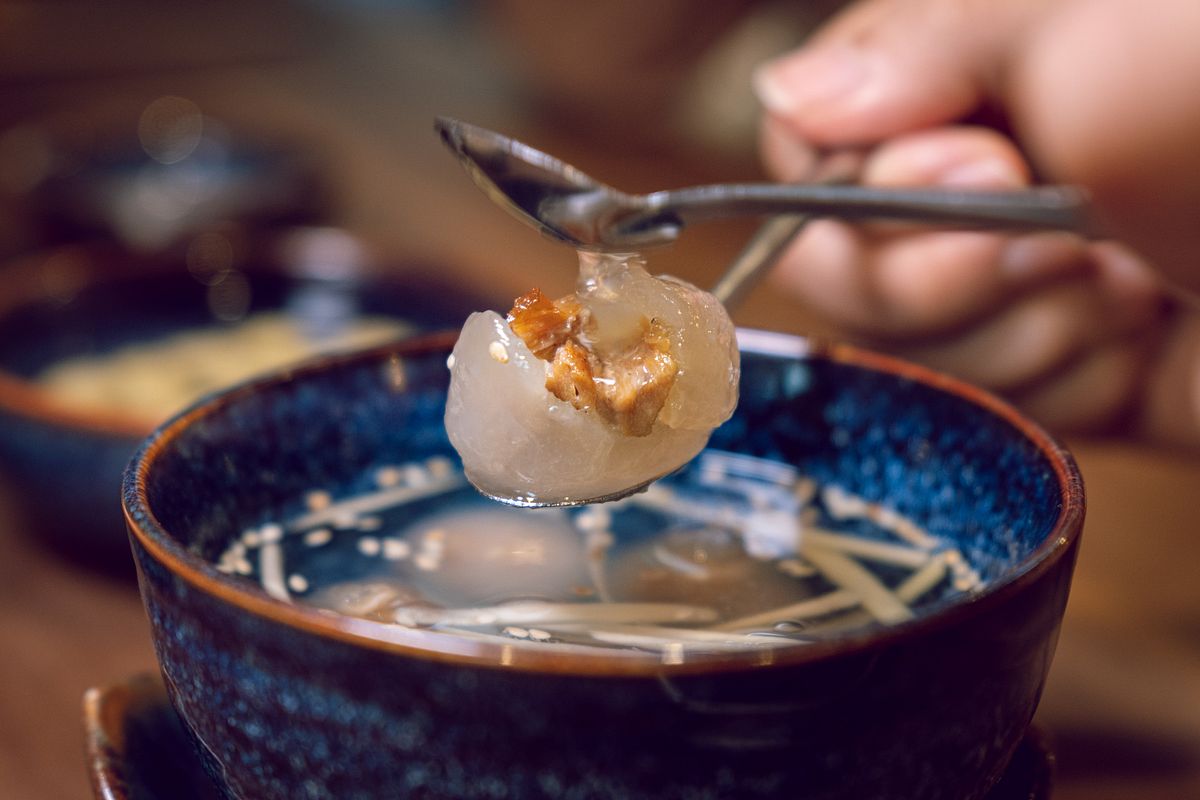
[216,451,982,659]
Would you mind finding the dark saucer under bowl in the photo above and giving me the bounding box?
[83,673,1056,800]
[84,674,220,800]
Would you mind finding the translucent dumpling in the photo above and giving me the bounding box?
[445,252,739,506]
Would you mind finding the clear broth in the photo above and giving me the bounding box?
[216,452,982,660]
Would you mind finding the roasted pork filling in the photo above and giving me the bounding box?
[508,288,678,436]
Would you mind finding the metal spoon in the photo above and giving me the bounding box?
[435,116,1094,255]
[435,118,1092,508]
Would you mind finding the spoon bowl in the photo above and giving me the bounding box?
[435,117,668,250]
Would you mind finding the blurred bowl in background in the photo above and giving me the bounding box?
[3,95,330,256]
[0,226,492,573]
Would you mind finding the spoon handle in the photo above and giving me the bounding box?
[652,183,1095,236]
[710,215,811,309]
[711,155,863,310]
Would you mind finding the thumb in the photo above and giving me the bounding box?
[753,0,1041,146]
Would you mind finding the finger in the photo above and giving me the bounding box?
[770,123,1123,337]
[1012,338,1152,434]
[753,0,1043,145]
[759,113,820,182]
[774,223,1099,339]
[843,126,1030,244]
[861,126,1030,189]
[882,279,1161,392]
[1088,241,1164,317]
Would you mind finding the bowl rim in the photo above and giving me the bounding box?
[122,328,1085,677]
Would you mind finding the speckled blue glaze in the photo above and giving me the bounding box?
[84,674,1055,800]
[123,331,1084,800]
[0,238,493,571]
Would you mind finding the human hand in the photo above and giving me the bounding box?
[755,0,1200,283]
[753,0,1200,442]
[762,124,1165,434]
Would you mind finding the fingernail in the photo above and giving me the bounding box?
[939,158,1025,189]
[754,46,873,117]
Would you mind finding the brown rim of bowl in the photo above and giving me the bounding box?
[123,328,1085,678]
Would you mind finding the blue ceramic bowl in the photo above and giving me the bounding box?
[0,230,492,571]
[123,330,1084,800]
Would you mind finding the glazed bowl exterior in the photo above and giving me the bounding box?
[123,330,1084,800]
